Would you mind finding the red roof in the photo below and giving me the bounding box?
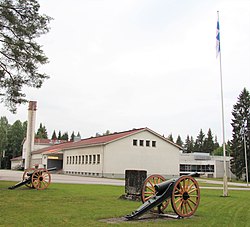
[34,138,67,145]
[32,128,181,154]
[33,128,145,154]
[70,128,145,147]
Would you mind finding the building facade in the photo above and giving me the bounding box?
[28,128,181,178]
[180,152,234,178]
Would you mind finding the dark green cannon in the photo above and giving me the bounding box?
[125,173,200,219]
[8,167,56,190]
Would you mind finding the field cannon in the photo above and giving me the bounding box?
[125,173,200,219]
[8,167,56,190]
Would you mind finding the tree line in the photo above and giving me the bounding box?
[0,118,79,169]
[0,88,249,182]
[35,123,81,142]
[167,128,222,155]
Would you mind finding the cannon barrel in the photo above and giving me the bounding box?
[154,173,198,194]
[154,179,175,194]
[47,167,57,172]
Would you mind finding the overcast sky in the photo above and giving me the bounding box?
[1,0,250,143]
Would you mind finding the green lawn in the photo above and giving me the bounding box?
[0,181,249,226]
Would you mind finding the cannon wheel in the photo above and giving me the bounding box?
[171,175,200,217]
[141,174,170,213]
[31,168,51,190]
[23,168,35,188]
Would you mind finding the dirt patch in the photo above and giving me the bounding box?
[99,213,183,224]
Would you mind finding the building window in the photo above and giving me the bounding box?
[67,156,69,164]
[152,141,156,147]
[146,140,150,147]
[82,155,84,164]
[75,156,78,164]
[97,154,100,164]
[89,155,92,164]
[180,164,214,173]
[133,139,137,146]
[72,156,74,164]
[93,155,96,164]
[140,140,144,146]
[79,155,81,164]
[85,155,88,164]
[70,156,72,164]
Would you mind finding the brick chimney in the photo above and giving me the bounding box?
[24,101,37,169]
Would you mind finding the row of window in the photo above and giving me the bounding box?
[180,164,214,172]
[133,139,156,147]
[66,154,100,165]
[65,171,100,176]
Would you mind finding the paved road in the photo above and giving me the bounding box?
[0,170,124,186]
[1,170,250,190]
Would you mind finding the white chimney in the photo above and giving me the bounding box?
[24,101,37,169]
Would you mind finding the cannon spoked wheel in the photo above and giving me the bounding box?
[31,168,51,190]
[171,175,200,217]
[141,174,170,213]
[23,168,36,188]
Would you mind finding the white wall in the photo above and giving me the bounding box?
[11,159,22,170]
[63,146,103,176]
[103,131,180,178]
[30,153,42,168]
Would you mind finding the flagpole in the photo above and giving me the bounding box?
[217,11,228,196]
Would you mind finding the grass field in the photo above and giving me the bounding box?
[0,181,250,226]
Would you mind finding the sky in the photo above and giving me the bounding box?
[1,0,250,143]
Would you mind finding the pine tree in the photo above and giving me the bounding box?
[184,135,194,153]
[0,0,52,112]
[58,131,62,140]
[70,131,75,141]
[203,128,214,154]
[36,123,48,139]
[176,135,183,147]
[230,88,250,180]
[51,130,57,140]
[194,129,205,152]
[61,132,69,141]
[167,133,174,142]
[214,136,220,150]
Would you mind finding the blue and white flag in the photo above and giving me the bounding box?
[216,19,220,58]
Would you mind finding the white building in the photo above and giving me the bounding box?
[180,152,234,178]
[11,139,67,170]
[31,128,181,178]
[12,127,234,179]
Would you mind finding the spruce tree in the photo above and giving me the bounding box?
[61,132,69,141]
[51,130,57,140]
[184,135,194,153]
[36,123,48,139]
[214,136,220,150]
[230,88,250,180]
[203,128,214,154]
[70,131,75,141]
[167,133,174,142]
[58,131,62,140]
[176,135,183,147]
[194,129,205,152]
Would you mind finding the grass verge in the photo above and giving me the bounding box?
[0,181,249,226]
